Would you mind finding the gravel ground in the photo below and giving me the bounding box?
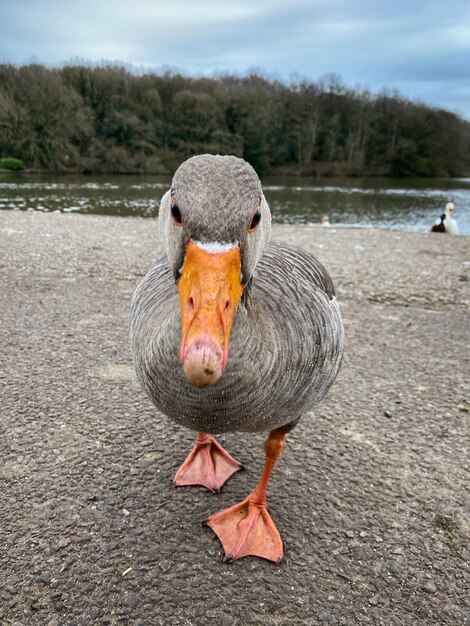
[0,210,469,626]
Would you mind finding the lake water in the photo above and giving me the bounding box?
[0,173,469,235]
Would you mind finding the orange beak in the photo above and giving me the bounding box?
[178,240,243,388]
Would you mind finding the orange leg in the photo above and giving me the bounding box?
[174,432,243,493]
[204,429,286,563]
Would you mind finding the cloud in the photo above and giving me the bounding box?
[1,0,469,119]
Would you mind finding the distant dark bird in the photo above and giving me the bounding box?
[130,155,344,563]
[431,213,446,233]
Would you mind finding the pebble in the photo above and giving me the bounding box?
[317,609,331,622]
[389,560,401,575]
[369,595,380,605]
[353,546,367,560]
[264,575,279,584]
[384,410,393,418]
[124,595,140,608]
[374,579,388,591]
[423,581,437,594]
[88,607,100,620]
[37,574,51,585]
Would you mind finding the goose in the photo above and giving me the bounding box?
[432,202,459,234]
[130,154,344,563]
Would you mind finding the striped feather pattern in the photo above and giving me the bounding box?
[130,239,344,434]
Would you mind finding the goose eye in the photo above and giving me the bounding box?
[171,202,183,225]
[249,209,262,232]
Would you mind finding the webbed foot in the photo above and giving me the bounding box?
[204,496,283,563]
[174,432,243,492]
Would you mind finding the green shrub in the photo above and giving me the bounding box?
[0,157,25,171]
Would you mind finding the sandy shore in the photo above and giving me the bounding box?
[0,210,468,625]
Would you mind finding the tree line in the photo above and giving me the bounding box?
[1,63,469,177]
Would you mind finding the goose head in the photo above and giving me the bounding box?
[445,202,455,219]
[158,154,271,388]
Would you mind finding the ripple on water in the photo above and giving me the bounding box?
[1,176,469,234]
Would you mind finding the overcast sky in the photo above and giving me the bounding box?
[2,0,470,119]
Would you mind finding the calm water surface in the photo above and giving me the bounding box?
[0,173,469,235]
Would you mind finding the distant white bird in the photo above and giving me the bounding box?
[444,202,459,235]
[321,215,331,227]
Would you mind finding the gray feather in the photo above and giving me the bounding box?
[130,235,344,434]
